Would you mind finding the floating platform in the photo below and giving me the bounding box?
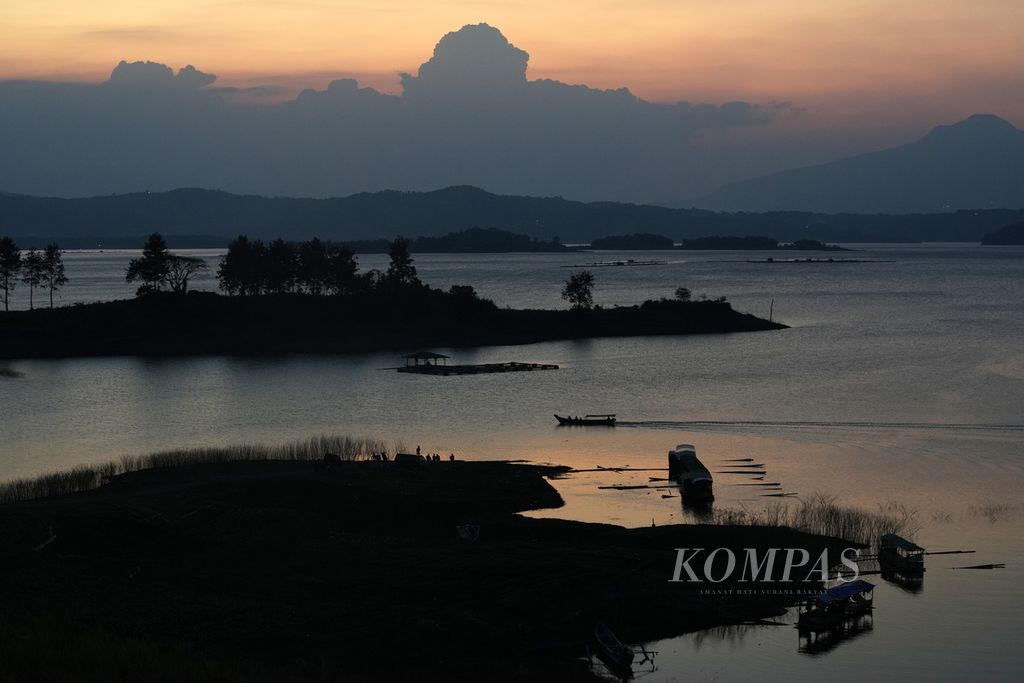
[398,361,559,376]
[565,259,667,268]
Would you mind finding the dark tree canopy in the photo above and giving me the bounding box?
[218,235,265,296]
[562,270,595,310]
[325,245,359,295]
[126,232,172,295]
[0,236,22,312]
[298,238,331,295]
[264,239,298,294]
[385,237,419,287]
[217,235,364,297]
[20,248,45,310]
[41,243,67,308]
[166,255,207,293]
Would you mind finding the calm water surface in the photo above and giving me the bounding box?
[2,244,1023,680]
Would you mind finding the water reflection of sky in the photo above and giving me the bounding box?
[2,245,1023,680]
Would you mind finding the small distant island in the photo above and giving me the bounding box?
[341,227,578,253]
[587,233,847,251]
[980,221,1024,245]
[0,233,784,359]
[590,233,675,249]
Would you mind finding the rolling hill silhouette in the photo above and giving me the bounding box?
[4,184,1024,245]
[692,115,1024,213]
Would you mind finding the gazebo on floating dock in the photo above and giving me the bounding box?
[397,351,558,376]
[404,351,451,369]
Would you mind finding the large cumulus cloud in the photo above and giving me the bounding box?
[0,23,785,202]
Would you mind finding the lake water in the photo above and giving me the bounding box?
[2,244,1023,680]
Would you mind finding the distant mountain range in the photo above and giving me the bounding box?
[689,115,1024,213]
[2,184,1023,246]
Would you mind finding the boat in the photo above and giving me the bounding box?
[667,444,714,501]
[797,580,874,630]
[594,622,635,677]
[554,414,616,426]
[878,533,925,574]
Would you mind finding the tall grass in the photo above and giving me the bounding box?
[0,434,394,505]
[703,493,920,549]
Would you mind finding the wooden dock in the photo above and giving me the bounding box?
[398,361,558,376]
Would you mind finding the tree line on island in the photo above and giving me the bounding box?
[125,232,423,297]
[0,238,67,311]
[2,229,734,319]
[1,231,780,359]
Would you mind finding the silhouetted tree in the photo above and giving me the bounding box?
[41,243,67,308]
[218,235,264,296]
[264,238,298,294]
[0,236,22,312]
[21,248,44,310]
[674,286,692,302]
[385,237,419,287]
[326,245,359,295]
[298,238,331,295]
[125,233,171,295]
[166,255,207,293]
[562,270,595,310]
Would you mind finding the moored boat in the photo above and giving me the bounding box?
[797,580,875,630]
[878,533,925,574]
[554,413,616,426]
[668,444,714,501]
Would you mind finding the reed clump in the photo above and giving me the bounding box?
[703,493,920,549]
[0,434,393,505]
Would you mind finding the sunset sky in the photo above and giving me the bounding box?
[3,0,1023,127]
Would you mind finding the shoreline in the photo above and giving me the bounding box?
[0,457,852,680]
[0,291,785,360]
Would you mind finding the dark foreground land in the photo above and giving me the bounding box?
[0,460,849,681]
[0,291,783,359]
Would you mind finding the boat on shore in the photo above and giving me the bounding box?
[554,414,616,426]
[797,580,875,631]
[594,622,635,677]
[668,444,714,501]
[878,533,925,574]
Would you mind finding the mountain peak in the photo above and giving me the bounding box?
[923,113,1020,143]
[691,113,1024,213]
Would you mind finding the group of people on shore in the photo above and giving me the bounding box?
[416,446,455,462]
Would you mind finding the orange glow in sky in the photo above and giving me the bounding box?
[2,1,1023,120]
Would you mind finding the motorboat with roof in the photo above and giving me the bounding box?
[879,533,925,574]
[797,580,874,630]
[668,444,714,502]
[554,414,616,426]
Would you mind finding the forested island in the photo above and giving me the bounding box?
[981,221,1024,245]
[590,233,675,249]
[0,233,783,359]
[340,227,576,253]
[589,234,847,251]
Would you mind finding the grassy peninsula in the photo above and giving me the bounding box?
[0,450,853,681]
[0,288,782,360]
[0,233,783,359]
